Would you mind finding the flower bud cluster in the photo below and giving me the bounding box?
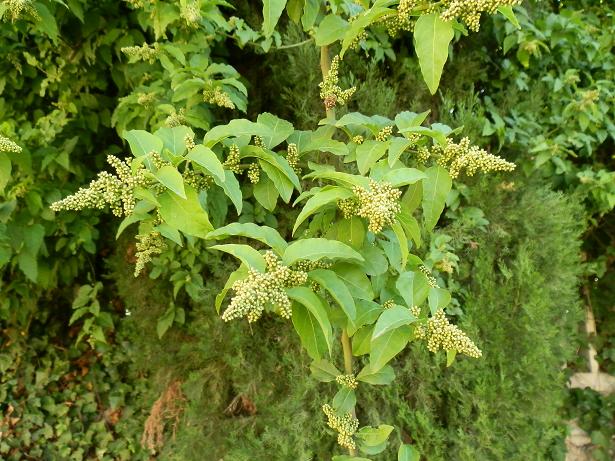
[180,2,201,26]
[322,404,359,450]
[203,86,235,109]
[417,146,431,163]
[440,0,522,32]
[337,197,359,219]
[184,134,195,151]
[247,162,260,184]
[0,135,22,153]
[376,126,394,141]
[336,374,358,390]
[383,0,417,36]
[134,231,167,276]
[253,136,265,148]
[347,15,368,50]
[382,299,395,310]
[353,180,401,233]
[165,109,187,128]
[286,143,300,175]
[137,93,156,107]
[121,43,160,63]
[51,155,148,217]
[410,305,421,317]
[319,56,356,110]
[416,310,482,358]
[352,135,364,145]
[435,137,515,179]
[222,251,308,323]
[183,170,212,191]
[292,260,332,272]
[224,144,241,173]
[2,0,38,21]
[419,265,439,288]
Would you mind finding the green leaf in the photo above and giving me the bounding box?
[372,306,416,341]
[155,223,182,246]
[340,1,393,56]
[394,110,431,131]
[421,165,451,231]
[293,302,329,360]
[357,140,388,175]
[213,170,242,214]
[154,165,186,198]
[357,363,395,385]
[332,388,356,414]
[262,0,287,36]
[304,170,370,188]
[158,185,213,239]
[207,222,287,255]
[18,251,38,282]
[123,130,163,156]
[260,160,294,203]
[335,217,366,250]
[396,271,430,308]
[257,112,294,148]
[446,349,457,367]
[356,424,394,447]
[370,325,411,372]
[498,5,520,29]
[332,456,373,461]
[352,325,373,355]
[428,287,451,315]
[287,287,333,356]
[157,305,175,339]
[155,126,193,156]
[401,182,423,213]
[34,2,59,42]
[414,13,454,94]
[337,265,375,303]
[381,168,427,187]
[309,269,356,322]
[283,239,364,266]
[203,119,263,147]
[0,153,11,192]
[388,137,413,166]
[310,359,341,382]
[315,14,348,46]
[209,244,266,271]
[391,221,409,269]
[253,174,279,211]
[216,265,249,313]
[293,186,353,235]
[187,145,225,182]
[398,444,421,461]
[285,0,302,23]
[397,212,421,248]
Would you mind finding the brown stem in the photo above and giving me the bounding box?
[319,45,336,121]
[341,329,358,456]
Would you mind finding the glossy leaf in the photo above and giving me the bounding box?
[292,302,329,360]
[287,287,333,356]
[428,287,451,315]
[382,168,427,187]
[357,140,388,175]
[422,165,451,231]
[309,268,356,322]
[158,185,213,239]
[187,145,225,182]
[333,388,356,414]
[207,222,287,255]
[123,130,163,156]
[293,186,353,235]
[155,126,193,156]
[253,174,279,211]
[154,165,186,198]
[315,14,348,46]
[310,359,341,382]
[213,170,242,214]
[262,0,287,36]
[396,271,430,308]
[372,306,416,341]
[398,444,421,461]
[209,244,266,272]
[356,363,395,385]
[369,325,411,372]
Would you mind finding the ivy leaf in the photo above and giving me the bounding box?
[369,325,411,372]
[123,130,163,156]
[422,165,452,231]
[414,13,454,95]
[158,185,213,239]
[207,222,288,255]
[315,14,349,46]
[287,287,333,356]
[293,186,353,235]
[357,140,388,175]
[253,174,279,211]
[262,0,287,37]
[332,387,356,414]
[154,165,186,198]
[282,239,364,266]
[310,359,341,382]
[396,271,430,308]
[187,145,225,182]
[208,244,266,272]
[428,286,451,315]
[309,268,356,322]
[372,306,416,341]
[356,363,395,385]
